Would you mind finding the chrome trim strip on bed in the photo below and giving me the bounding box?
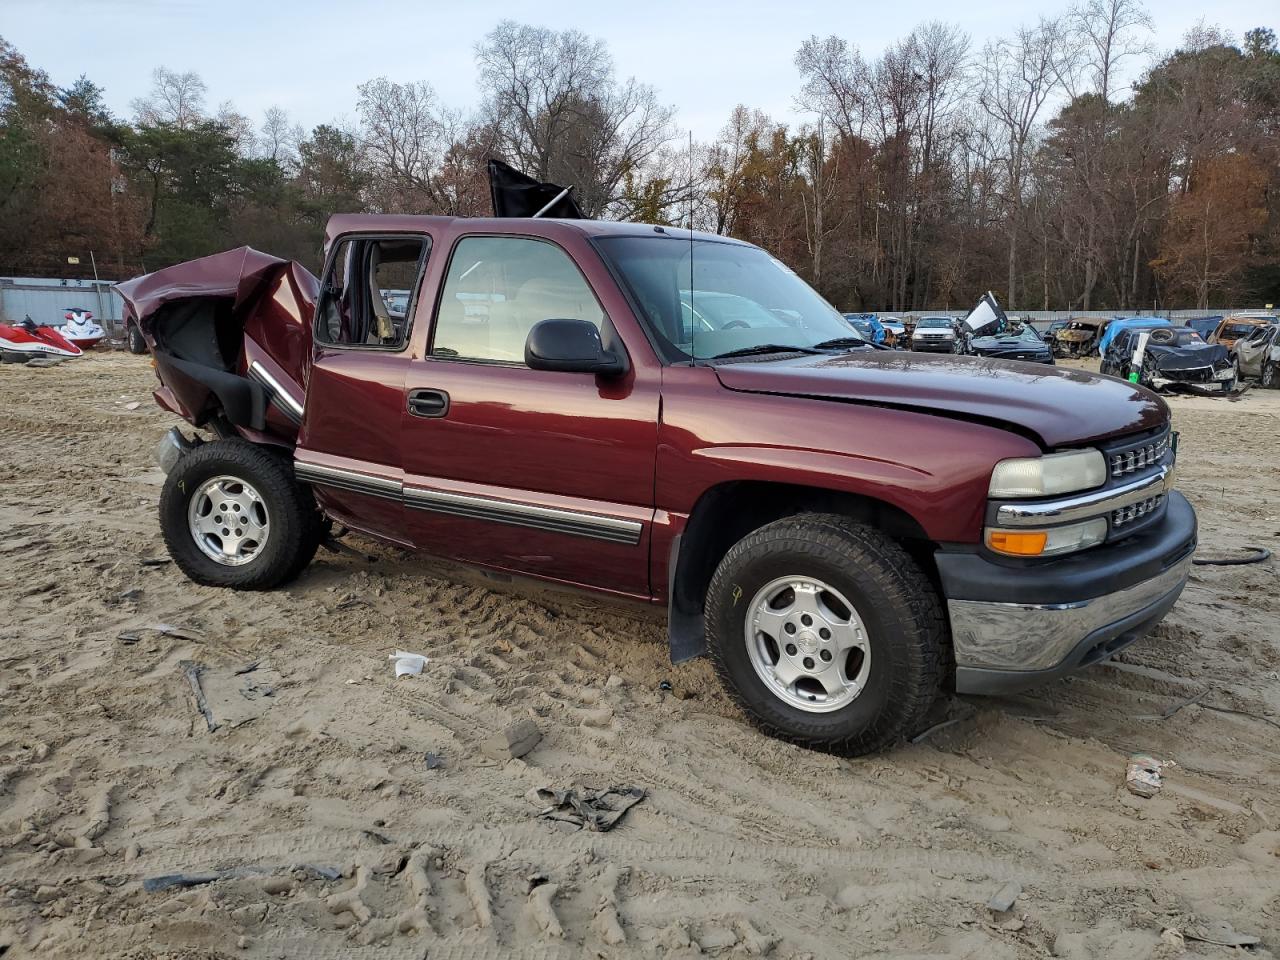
[294,461,403,501]
[248,360,305,423]
[994,469,1170,528]
[404,487,643,545]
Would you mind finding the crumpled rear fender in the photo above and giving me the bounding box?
[115,247,319,442]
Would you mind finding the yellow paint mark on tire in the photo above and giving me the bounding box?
[731,585,743,606]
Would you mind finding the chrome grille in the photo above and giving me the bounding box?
[1113,494,1163,528]
[1110,432,1170,477]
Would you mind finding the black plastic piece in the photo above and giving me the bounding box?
[407,388,450,418]
[525,319,627,375]
[666,533,707,663]
[155,351,267,431]
[936,490,1196,605]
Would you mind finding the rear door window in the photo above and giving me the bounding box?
[317,236,429,349]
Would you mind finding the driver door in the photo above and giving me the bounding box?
[398,233,659,597]
[1236,325,1270,377]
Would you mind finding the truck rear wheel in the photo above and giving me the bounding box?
[126,322,147,355]
[705,514,944,755]
[160,439,322,589]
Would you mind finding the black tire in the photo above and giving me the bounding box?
[705,514,945,756]
[1261,359,1277,389]
[126,322,147,355]
[160,439,323,589]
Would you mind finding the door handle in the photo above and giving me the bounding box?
[407,388,449,418]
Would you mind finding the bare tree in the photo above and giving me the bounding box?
[355,77,449,212]
[260,106,303,165]
[794,35,872,141]
[978,17,1066,308]
[216,101,255,152]
[704,105,772,234]
[475,21,676,216]
[131,67,206,128]
[1066,0,1153,307]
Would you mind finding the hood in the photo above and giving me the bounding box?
[962,292,1008,338]
[1148,342,1230,371]
[712,351,1167,448]
[971,334,1049,352]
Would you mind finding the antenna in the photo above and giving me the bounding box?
[689,129,695,362]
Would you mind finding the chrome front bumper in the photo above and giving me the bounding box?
[949,552,1191,695]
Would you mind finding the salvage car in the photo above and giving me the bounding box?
[1210,312,1278,350]
[909,316,958,353]
[1233,321,1280,388]
[843,313,886,345]
[967,323,1054,365]
[1054,318,1109,358]
[118,196,1197,755]
[879,317,906,347]
[1101,326,1236,393]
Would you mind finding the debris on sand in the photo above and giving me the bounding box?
[388,650,429,677]
[179,661,218,732]
[1125,754,1172,798]
[986,879,1021,913]
[531,784,646,832]
[1182,920,1261,947]
[481,719,541,761]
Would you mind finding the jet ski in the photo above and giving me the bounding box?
[0,316,83,363]
[60,308,106,348]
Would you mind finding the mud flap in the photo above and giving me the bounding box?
[667,533,707,663]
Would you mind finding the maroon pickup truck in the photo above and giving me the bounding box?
[117,214,1196,755]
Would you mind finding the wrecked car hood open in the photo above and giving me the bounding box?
[713,351,1167,448]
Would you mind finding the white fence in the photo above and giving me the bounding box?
[0,276,122,332]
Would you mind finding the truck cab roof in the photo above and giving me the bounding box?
[323,214,748,250]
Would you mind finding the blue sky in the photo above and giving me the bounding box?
[5,0,1276,139]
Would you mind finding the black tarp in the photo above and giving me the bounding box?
[487,159,585,219]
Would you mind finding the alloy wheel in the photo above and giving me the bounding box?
[745,576,871,713]
[187,475,270,566]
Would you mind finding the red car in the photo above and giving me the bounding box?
[117,214,1196,755]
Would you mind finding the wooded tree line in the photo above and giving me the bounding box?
[2,5,1278,310]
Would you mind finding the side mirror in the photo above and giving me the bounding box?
[525,319,627,376]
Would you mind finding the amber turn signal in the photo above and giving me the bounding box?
[987,529,1049,556]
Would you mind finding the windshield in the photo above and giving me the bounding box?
[918,317,952,328]
[1220,322,1259,339]
[596,235,861,360]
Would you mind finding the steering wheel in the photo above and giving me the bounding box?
[721,320,750,330]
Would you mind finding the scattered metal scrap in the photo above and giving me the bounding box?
[143,863,342,893]
[532,785,646,832]
[179,660,218,732]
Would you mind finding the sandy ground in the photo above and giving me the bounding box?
[1,352,1278,959]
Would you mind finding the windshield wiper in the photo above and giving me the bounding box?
[706,343,825,360]
[810,337,870,351]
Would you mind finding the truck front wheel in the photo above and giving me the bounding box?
[705,514,945,755]
[159,439,322,589]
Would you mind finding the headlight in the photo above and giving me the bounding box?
[986,518,1108,557]
[1214,366,1235,380]
[989,449,1107,498]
